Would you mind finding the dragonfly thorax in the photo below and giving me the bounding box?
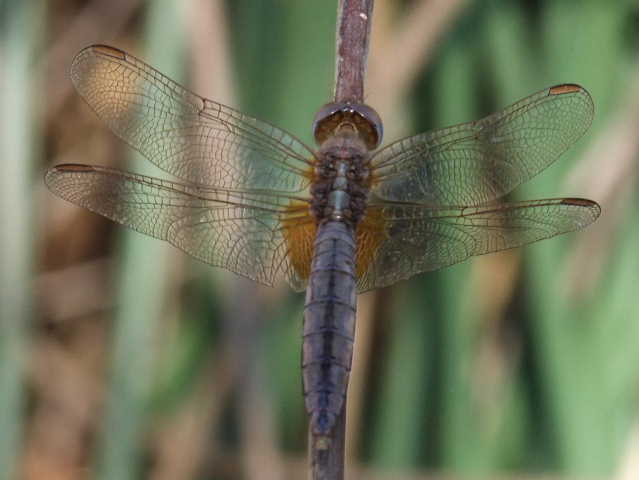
[311,132,371,224]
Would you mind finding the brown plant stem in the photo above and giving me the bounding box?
[333,0,374,104]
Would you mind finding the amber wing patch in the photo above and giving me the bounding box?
[283,203,387,282]
[282,202,317,281]
[356,207,387,278]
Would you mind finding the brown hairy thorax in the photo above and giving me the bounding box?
[310,102,382,226]
[310,128,372,225]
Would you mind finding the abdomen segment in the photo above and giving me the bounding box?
[302,221,357,435]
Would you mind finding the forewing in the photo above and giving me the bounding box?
[356,198,600,292]
[371,85,593,205]
[70,45,314,191]
[45,164,309,288]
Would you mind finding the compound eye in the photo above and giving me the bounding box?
[312,102,383,150]
[349,104,383,149]
[312,102,345,143]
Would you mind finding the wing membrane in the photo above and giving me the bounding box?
[371,84,593,206]
[356,198,600,292]
[45,164,311,288]
[70,45,315,191]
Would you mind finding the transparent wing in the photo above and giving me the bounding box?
[371,84,593,205]
[356,198,600,292]
[45,164,313,289]
[70,45,315,191]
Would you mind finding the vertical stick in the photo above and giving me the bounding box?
[334,0,374,103]
[308,1,374,479]
[0,3,44,478]
[308,409,347,480]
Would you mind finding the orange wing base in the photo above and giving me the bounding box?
[282,204,387,283]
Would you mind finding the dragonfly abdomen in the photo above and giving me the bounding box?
[303,220,357,435]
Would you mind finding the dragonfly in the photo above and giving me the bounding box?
[46,45,600,436]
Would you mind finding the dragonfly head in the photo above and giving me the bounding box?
[313,102,383,150]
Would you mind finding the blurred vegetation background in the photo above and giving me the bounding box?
[1,0,638,478]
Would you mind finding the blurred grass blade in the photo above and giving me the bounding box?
[0,1,45,478]
[95,1,187,479]
[528,2,629,474]
[429,22,483,470]
[370,287,431,468]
